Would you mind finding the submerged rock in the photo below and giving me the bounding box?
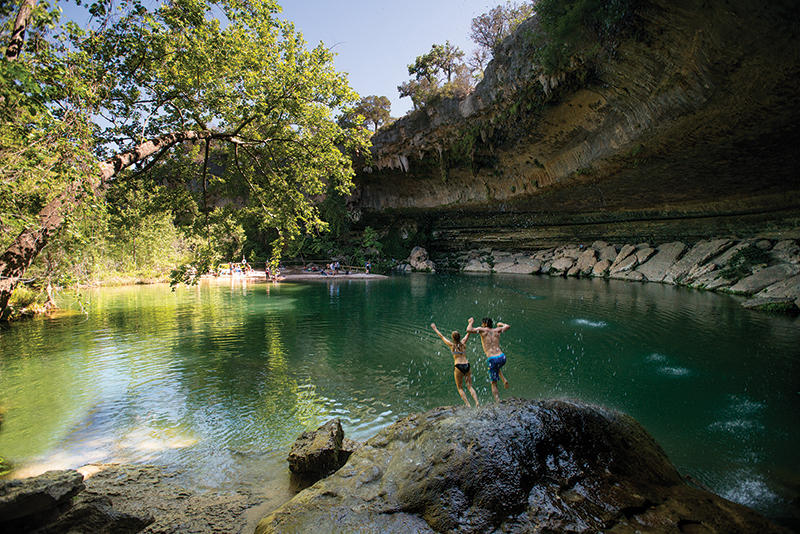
[256,399,788,534]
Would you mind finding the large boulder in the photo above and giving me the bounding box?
[574,248,597,276]
[256,399,788,534]
[462,258,491,272]
[288,419,355,481]
[770,240,800,264]
[0,470,84,525]
[549,257,574,275]
[591,259,612,277]
[636,241,687,282]
[0,470,151,534]
[609,244,637,273]
[597,245,618,262]
[494,256,541,274]
[662,239,733,284]
[729,264,800,295]
[407,247,435,272]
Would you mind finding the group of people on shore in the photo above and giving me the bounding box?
[430,317,511,406]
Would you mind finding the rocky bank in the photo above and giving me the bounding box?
[420,237,800,312]
[256,399,790,533]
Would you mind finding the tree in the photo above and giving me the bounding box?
[348,95,392,131]
[0,0,371,315]
[470,1,535,55]
[399,41,469,109]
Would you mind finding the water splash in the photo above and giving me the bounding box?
[571,318,607,328]
[658,366,691,377]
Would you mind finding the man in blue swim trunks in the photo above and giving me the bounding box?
[467,317,511,402]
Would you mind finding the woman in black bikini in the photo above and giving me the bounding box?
[431,323,480,407]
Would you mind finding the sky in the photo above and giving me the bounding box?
[276,0,500,116]
[58,0,502,117]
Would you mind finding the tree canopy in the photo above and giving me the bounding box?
[0,0,371,315]
[344,95,392,131]
[397,40,473,110]
[470,1,535,56]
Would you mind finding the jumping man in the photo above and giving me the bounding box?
[466,317,510,402]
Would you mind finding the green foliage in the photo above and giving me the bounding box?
[8,284,42,309]
[0,456,10,477]
[753,301,798,314]
[398,41,473,109]
[1,0,372,289]
[361,226,383,255]
[343,95,392,131]
[719,246,772,280]
[470,1,535,55]
[534,0,641,73]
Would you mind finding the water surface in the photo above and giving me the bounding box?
[0,274,797,521]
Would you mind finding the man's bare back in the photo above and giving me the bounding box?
[466,317,509,357]
[466,317,511,402]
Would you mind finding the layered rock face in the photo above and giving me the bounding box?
[355,0,800,251]
[256,399,789,533]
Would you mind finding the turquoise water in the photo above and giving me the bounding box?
[0,274,798,521]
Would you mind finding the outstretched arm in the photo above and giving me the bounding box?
[431,323,453,347]
[465,317,479,334]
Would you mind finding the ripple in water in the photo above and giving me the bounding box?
[571,318,607,328]
[646,352,668,363]
[658,366,692,377]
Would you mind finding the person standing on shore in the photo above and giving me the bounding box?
[430,323,480,407]
[466,317,510,403]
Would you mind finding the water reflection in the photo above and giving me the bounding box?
[0,276,797,521]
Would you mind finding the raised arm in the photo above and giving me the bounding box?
[496,322,511,332]
[465,317,479,334]
[431,323,453,347]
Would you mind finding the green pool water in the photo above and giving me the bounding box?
[0,274,798,521]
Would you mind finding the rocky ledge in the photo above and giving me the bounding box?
[256,399,789,534]
[435,237,800,312]
[0,469,152,534]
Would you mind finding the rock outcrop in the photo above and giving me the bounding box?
[406,246,436,272]
[0,470,152,534]
[256,399,789,534]
[354,0,800,257]
[288,419,360,484]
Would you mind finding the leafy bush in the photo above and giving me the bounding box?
[535,0,641,73]
[8,284,41,309]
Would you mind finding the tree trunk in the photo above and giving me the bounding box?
[0,129,214,316]
[6,0,37,61]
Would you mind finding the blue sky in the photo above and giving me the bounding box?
[60,0,501,117]
[277,0,499,116]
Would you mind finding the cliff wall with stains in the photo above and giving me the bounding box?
[353,0,800,254]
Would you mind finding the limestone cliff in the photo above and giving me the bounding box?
[354,0,800,253]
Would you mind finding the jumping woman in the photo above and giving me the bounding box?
[430,323,480,407]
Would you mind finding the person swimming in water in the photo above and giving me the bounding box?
[431,322,480,407]
[467,317,510,403]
